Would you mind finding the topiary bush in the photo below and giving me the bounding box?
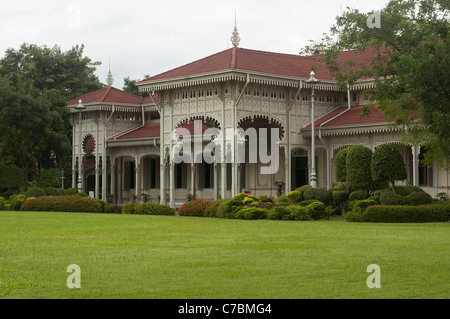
[287,191,302,204]
[303,187,331,205]
[287,205,311,221]
[346,145,374,190]
[295,185,312,196]
[403,191,433,206]
[349,190,369,201]
[274,195,289,206]
[25,187,47,198]
[235,207,269,220]
[331,190,349,214]
[305,201,327,220]
[216,199,244,219]
[258,195,275,203]
[335,147,349,182]
[268,206,291,220]
[243,197,255,205]
[44,187,65,196]
[380,190,404,205]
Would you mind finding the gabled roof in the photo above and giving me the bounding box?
[303,105,387,129]
[108,123,161,141]
[139,47,380,85]
[67,86,158,107]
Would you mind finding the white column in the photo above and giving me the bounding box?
[118,159,122,203]
[214,163,218,200]
[326,147,332,190]
[169,162,175,208]
[72,167,76,189]
[160,160,166,203]
[102,158,107,201]
[284,147,289,195]
[110,160,116,203]
[191,164,195,199]
[135,160,141,202]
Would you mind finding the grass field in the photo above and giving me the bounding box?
[0,211,448,299]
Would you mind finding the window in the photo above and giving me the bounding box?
[203,163,212,189]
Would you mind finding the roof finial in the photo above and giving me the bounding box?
[231,11,240,47]
[106,58,114,86]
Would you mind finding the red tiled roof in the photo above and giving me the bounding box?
[139,47,380,83]
[304,105,387,129]
[67,86,158,106]
[109,123,161,141]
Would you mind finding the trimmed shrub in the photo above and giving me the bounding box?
[287,191,302,204]
[404,185,425,193]
[335,147,349,182]
[235,207,269,220]
[104,204,122,214]
[21,196,103,213]
[44,187,65,196]
[295,185,312,196]
[205,199,225,217]
[8,194,27,211]
[258,195,275,203]
[268,206,291,220]
[216,199,243,219]
[121,202,136,214]
[233,193,246,202]
[136,202,175,216]
[371,143,407,187]
[178,200,210,217]
[349,190,369,201]
[332,190,349,214]
[296,199,322,207]
[404,191,433,206]
[243,197,255,205]
[303,187,331,205]
[288,205,311,221]
[25,187,47,198]
[346,145,374,190]
[380,190,404,205]
[363,202,450,223]
[392,185,414,196]
[64,188,79,196]
[274,195,289,206]
[306,201,327,220]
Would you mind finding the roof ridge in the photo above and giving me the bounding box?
[100,86,113,102]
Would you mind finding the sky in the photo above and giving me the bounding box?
[0,0,390,90]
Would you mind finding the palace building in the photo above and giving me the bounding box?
[67,29,450,208]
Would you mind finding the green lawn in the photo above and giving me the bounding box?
[0,211,448,299]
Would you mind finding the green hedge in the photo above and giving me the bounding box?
[21,196,104,213]
[178,200,210,217]
[345,201,450,223]
[363,202,450,223]
[122,201,175,216]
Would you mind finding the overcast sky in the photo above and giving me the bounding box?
[0,0,390,90]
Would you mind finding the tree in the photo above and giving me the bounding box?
[0,43,103,181]
[0,74,51,185]
[301,0,450,169]
[123,75,150,97]
[371,143,407,190]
